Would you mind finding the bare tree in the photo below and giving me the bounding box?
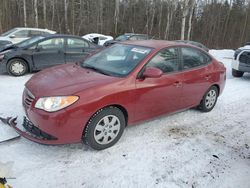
[181,0,189,40]
[43,0,47,28]
[64,0,70,33]
[149,0,156,35]
[23,0,27,27]
[158,0,163,38]
[114,0,119,35]
[34,0,39,27]
[187,0,196,40]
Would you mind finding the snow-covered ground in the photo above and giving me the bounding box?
[0,50,250,188]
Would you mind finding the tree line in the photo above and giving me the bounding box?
[0,0,249,49]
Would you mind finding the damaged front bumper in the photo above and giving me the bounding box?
[0,116,58,144]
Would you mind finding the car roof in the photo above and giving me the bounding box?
[124,33,148,36]
[121,40,192,49]
[13,27,56,33]
[39,34,86,39]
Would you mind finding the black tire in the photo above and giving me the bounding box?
[83,106,126,150]
[232,69,244,77]
[199,86,218,112]
[7,58,28,76]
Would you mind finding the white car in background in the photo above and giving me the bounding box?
[82,33,113,46]
[0,27,56,44]
[232,42,250,77]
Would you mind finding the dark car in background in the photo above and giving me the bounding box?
[103,33,151,47]
[0,35,100,76]
[176,40,209,52]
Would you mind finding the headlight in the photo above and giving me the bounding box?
[35,96,79,112]
[0,54,4,61]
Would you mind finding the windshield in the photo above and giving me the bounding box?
[115,35,130,41]
[82,44,152,77]
[1,28,18,37]
[17,36,45,48]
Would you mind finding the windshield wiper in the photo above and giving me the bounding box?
[82,64,111,76]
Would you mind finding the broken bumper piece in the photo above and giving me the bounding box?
[0,116,58,144]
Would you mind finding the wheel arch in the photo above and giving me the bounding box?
[212,84,220,94]
[84,104,129,131]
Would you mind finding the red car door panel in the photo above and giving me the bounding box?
[179,47,214,108]
[133,47,183,122]
[134,73,182,121]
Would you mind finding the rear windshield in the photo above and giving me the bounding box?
[1,28,18,37]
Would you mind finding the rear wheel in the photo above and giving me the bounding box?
[7,58,28,76]
[232,69,244,77]
[83,106,126,150]
[199,86,218,112]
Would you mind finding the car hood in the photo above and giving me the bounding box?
[0,44,17,52]
[0,36,10,41]
[25,63,120,97]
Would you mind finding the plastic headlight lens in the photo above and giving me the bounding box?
[0,54,4,61]
[35,96,79,112]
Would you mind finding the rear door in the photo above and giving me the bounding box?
[65,37,92,63]
[134,47,183,121]
[179,47,213,108]
[32,37,65,69]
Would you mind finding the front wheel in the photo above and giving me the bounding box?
[199,86,218,112]
[83,106,126,150]
[7,58,28,76]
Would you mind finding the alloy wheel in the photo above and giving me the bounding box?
[94,115,121,145]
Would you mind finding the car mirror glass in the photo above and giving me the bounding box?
[142,67,163,79]
[9,34,16,38]
[36,45,43,51]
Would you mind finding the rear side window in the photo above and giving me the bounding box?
[67,38,89,48]
[181,47,211,70]
[137,35,148,40]
[14,30,29,38]
[146,48,179,73]
[29,30,42,37]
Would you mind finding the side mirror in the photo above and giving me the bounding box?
[142,67,163,78]
[36,45,43,52]
[9,35,16,38]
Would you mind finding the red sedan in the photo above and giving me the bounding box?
[19,40,226,150]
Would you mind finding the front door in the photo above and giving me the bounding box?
[32,38,65,69]
[134,47,183,122]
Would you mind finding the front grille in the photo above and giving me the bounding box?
[239,51,250,65]
[23,88,35,108]
[23,117,57,140]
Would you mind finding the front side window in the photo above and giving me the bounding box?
[17,36,45,48]
[182,47,211,69]
[37,38,64,49]
[146,48,179,73]
[67,38,89,48]
[82,44,152,77]
[14,30,29,38]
